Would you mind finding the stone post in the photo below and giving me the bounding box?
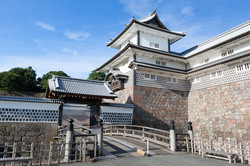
[91,118,103,156]
[170,120,176,152]
[98,118,103,156]
[188,122,193,139]
[64,119,74,162]
[188,122,194,153]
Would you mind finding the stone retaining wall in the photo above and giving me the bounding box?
[0,122,58,144]
[188,79,250,144]
[111,85,188,132]
[133,86,188,132]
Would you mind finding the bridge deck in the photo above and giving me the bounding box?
[100,135,183,160]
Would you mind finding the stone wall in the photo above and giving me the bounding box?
[188,79,250,144]
[111,85,188,132]
[0,122,58,144]
[133,86,188,132]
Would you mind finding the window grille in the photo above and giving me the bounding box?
[193,77,201,84]
[228,49,234,55]
[221,49,234,57]
[236,62,250,72]
[150,42,159,48]
[172,78,177,83]
[144,73,156,80]
[151,75,156,80]
[156,60,167,66]
[221,52,227,57]
[166,77,178,84]
[205,58,209,63]
[210,71,223,79]
[102,112,133,124]
[0,108,58,123]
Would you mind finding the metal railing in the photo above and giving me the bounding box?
[0,139,95,165]
[103,125,170,148]
[186,137,250,164]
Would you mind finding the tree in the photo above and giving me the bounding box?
[88,71,106,81]
[0,72,21,92]
[39,71,69,91]
[0,66,37,92]
[9,66,37,92]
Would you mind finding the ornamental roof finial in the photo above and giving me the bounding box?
[153,8,157,13]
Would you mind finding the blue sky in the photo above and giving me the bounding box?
[0,0,249,79]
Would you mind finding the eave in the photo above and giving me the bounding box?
[129,61,187,74]
[50,90,118,100]
[96,43,186,71]
[107,19,185,47]
[182,29,250,58]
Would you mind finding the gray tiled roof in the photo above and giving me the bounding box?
[101,102,134,108]
[0,95,62,104]
[48,76,117,99]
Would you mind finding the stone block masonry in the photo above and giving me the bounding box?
[0,122,58,144]
[188,79,250,144]
[133,86,188,132]
[109,85,188,133]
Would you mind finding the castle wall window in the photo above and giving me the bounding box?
[228,49,234,55]
[144,73,156,80]
[161,61,166,66]
[166,77,178,84]
[204,58,210,63]
[221,49,234,57]
[155,60,166,66]
[236,62,250,72]
[193,77,201,84]
[151,74,156,80]
[150,42,160,48]
[210,71,224,79]
[222,52,227,57]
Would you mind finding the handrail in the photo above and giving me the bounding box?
[103,124,170,148]
[104,124,170,134]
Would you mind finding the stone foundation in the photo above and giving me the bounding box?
[188,79,250,144]
[112,85,188,132]
[0,122,58,144]
[133,86,188,132]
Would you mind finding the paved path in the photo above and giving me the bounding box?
[62,136,244,166]
[101,135,174,159]
[63,154,244,166]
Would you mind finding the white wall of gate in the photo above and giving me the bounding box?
[100,103,134,124]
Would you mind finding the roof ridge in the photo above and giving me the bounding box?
[55,75,105,84]
[182,20,250,56]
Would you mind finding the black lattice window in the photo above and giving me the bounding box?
[101,112,133,124]
[0,108,58,123]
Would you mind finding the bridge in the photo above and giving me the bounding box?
[0,122,247,165]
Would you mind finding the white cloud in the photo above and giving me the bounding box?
[181,6,194,16]
[64,31,90,41]
[119,0,221,52]
[0,53,108,79]
[35,21,55,31]
[61,48,78,56]
[119,0,156,18]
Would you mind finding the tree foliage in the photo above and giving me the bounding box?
[0,72,21,92]
[39,71,69,91]
[88,71,106,81]
[0,67,69,93]
[0,66,37,92]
